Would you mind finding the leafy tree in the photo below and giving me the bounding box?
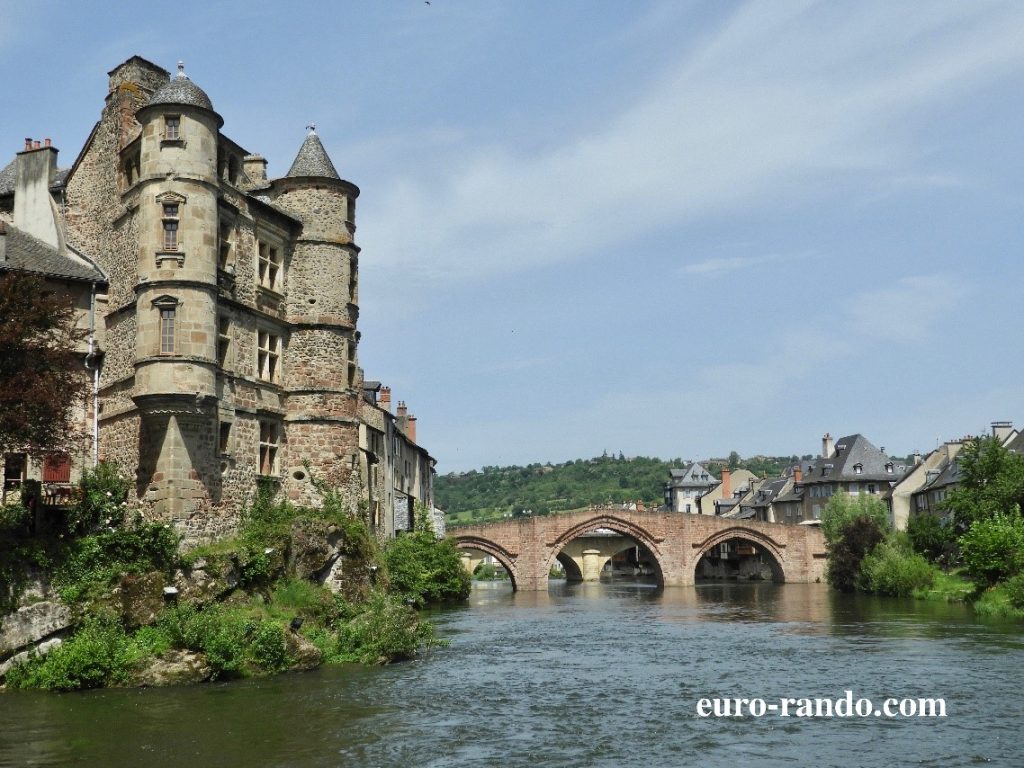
[906,512,956,564]
[728,451,741,470]
[383,505,470,606]
[958,509,1024,586]
[942,436,1024,531]
[820,493,889,546]
[0,271,89,456]
[821,493,889,593]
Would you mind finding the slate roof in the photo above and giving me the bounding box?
[921,459,961,493]
[744,476,791,510]
[0,223,105,282]
[667,462,718,489]
[145,63,216,112]
[799,434,906,484]
[0,160,69,197]
[286,130,340,179]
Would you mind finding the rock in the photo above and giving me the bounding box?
[110,572,166,628]
[173,559,241,605]
[285,632,323,671]
[129,650,213,687]
[289,517,341,580]
[0,601,73,657]
[0,637,63,679]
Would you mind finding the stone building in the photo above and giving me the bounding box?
[0,56,435,543]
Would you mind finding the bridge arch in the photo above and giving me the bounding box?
[452,535,520,591]
[545,514,666,587]
[692,526,788,582]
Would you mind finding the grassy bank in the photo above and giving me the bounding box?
[1,465,470,691]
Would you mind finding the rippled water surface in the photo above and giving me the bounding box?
[1,582,1022,768]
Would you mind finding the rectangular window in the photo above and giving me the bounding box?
[258,242,282,290]
[42,454,71,483]
[259,421,279,476]
[218,221,232,270]
[867,484,878,494]
[219,422,232,455]
[160,307,175,353]
[217,317,230,368]
[165,116,180,140]
[162,204,179,251]
[257,331,281,383]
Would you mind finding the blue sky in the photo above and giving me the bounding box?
[3,1,1024,472]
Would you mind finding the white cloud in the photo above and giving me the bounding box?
[359,1,1024,289]
[681,251,810,277]
[845,274,967,342]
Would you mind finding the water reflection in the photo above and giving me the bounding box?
[1,583,1022,768]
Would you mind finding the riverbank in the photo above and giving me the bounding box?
[0,465,470,691]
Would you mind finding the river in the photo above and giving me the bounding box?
[1,581,1022,768]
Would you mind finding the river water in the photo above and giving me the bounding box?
[1,581,1022,768]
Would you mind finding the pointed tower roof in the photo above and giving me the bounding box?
[286,125,340,179]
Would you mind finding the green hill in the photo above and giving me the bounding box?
[437,452,800,526]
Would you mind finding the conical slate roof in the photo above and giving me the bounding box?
[286,127,340,179]
[144,62,216,113]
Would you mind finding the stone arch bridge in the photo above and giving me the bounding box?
[451,506,827,591]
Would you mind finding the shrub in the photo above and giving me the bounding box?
[958,509,1024,586]
[55,522,179,603]
[4,615,135,691]
[1003,572,1024,610]
[383,531,471,606]
[907,512,957,564]
[335,592,433,664]
[826,515,886,593]
[0,502,31,534]
[858,538,935,596]
[821,493,889,546]
[65,461,131,535]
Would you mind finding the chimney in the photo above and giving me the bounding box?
[379,386,391,412]
[243,154,268,183]
[0,220,6,263]
[396,400,407,418]
[720,465,731,500]
[793,465,803,484]
[821,432,835,459]
[13,139,65,251]
[912,450,922,466]
[408,415,417,444]
[396,400,409,434]
[991,421,1014,442]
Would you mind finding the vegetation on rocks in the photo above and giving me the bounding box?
[1,464,468,691]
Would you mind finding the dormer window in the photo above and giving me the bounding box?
[853,463,863,474]
[885,462,894,474]
[165,116,180,141]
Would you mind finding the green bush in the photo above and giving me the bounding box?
[334,592,434,664]
[826,515,886,593]
[907,512,957,564]
[65,461,132,535]
[1003,572,1024,610]
[958,509,1024,586]
[858,538,935,596]
[0,502,31,533]
[821,493,890,546]
[383,531,470,606]
[4,615,135,691]
[54,522,179,603]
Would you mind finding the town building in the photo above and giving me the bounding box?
[664,462,718,513]
[773,433,907,523]
[0,56,435,543]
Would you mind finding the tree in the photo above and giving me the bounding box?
[942,437,1024,531]
[0,272,88,456]
[958,508,1024,586]
[821,493,889,593]
[728,451,741,470]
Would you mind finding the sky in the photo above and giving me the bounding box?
[2,1,1024,473]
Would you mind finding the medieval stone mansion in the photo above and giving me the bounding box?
[0,56,433,543]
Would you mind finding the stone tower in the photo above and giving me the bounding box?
[267,127,362,503]
[131,63,223,522]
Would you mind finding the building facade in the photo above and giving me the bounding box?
[0,56,434,543]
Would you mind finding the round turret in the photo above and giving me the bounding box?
[138,62,223,126]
